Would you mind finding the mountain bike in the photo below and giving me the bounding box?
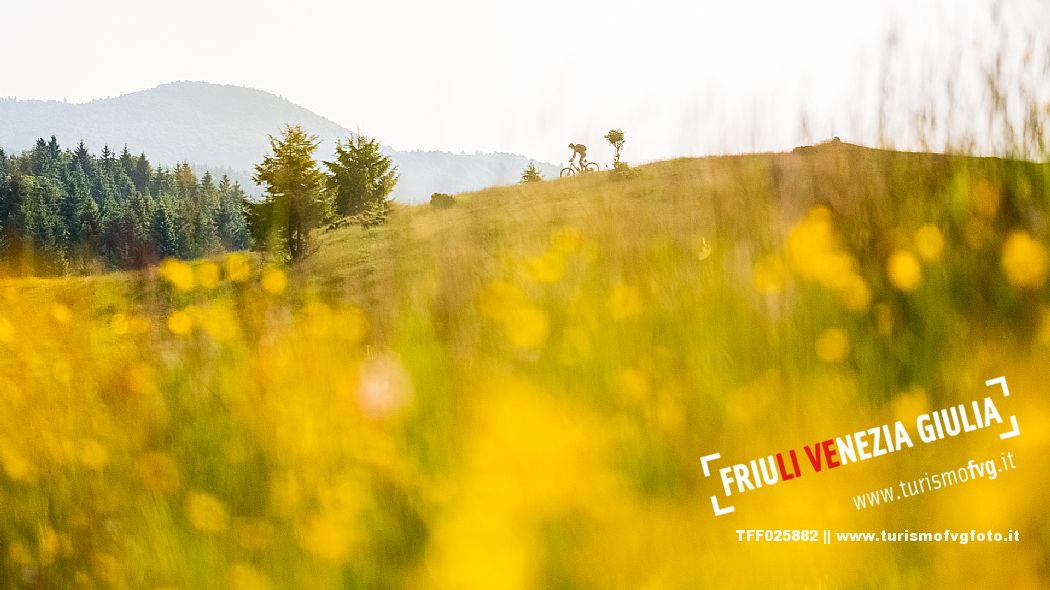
[560,160,600,177]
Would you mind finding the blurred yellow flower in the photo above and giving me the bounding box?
[504,305,549,349]
[110,313,129,335]
[478,281,527,322]
[839,273,871,311]
[229,563,272,590]
[298,513,356,565]
[159,258,195,291]
[137,452,181,494]
[185,492,229,533]
[8,542,32,566]
[608,283,642,320]
[261,267,287,295]
[167,310,193,335]
[753,255,787,294]
[79,439,110,471]
[93,552,123,584]
[51,304,73,324]
[1001,230,1048,288]
[887,250,922,292]
[523,251,565,283]
[815,328,850,363]
[914,224,945,262]
[787,207,847,279]
[225,253,252,283]
[0,440,37,483]
[200,306,239,342]
[616,369,650,404]
[196,261,221,290]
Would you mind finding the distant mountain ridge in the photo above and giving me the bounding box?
[0,81,558,202]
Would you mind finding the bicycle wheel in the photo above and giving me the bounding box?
[584,162,601,173]
[560,167,577,178]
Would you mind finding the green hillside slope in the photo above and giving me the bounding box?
[0,142,1048,589]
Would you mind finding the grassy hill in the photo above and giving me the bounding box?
[0,142,1048,588]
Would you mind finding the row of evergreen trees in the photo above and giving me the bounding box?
[0,137,249,274]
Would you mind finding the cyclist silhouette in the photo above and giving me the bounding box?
[568,143,588,166]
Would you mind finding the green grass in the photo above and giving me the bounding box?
[0,141,1048,589]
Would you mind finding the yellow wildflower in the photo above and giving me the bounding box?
[887,250,922,292]
[159,258,195,291]
[93,552,122,584]
[608,283,642,320]
[478,280,525,319]
[0,440,37,483]
[298,513,356,565]
[261,267,287,295]
[185,492,229,533]
[523,251,565,283]
[110,313,129,335]
[167,310,193,335]
[79,439,110,471]
[196,261,221,290]
[1001,231,1048,288]
[229,564,272,590]
[200,306,239,342]
[504,305,549,349]
[225,252,252,283]
[914,224,945,262]
[839,273,872,311]
[815,328,850,363]
[51,304,73,324]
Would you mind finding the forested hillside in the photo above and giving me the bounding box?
[0,136,248,274]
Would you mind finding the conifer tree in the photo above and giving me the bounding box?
[323,135,398,216]
[252,125,328,260]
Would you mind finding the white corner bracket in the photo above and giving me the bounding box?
[985,376,1010,397]
[700,453,736,516]
[985,376,1020,440]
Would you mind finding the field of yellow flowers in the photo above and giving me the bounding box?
[1,142,1049,588]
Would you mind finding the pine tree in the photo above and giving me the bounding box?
[215,175,249,250]
[253,125,328,260]
[129,153,151,194]
[520,162,543,183]
[324,135,398,216]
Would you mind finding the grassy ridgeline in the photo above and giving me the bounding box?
[0,142,1048,588]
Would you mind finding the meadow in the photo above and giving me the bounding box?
[1,141,1048,588]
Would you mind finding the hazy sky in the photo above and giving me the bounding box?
[4,0,1048,164]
